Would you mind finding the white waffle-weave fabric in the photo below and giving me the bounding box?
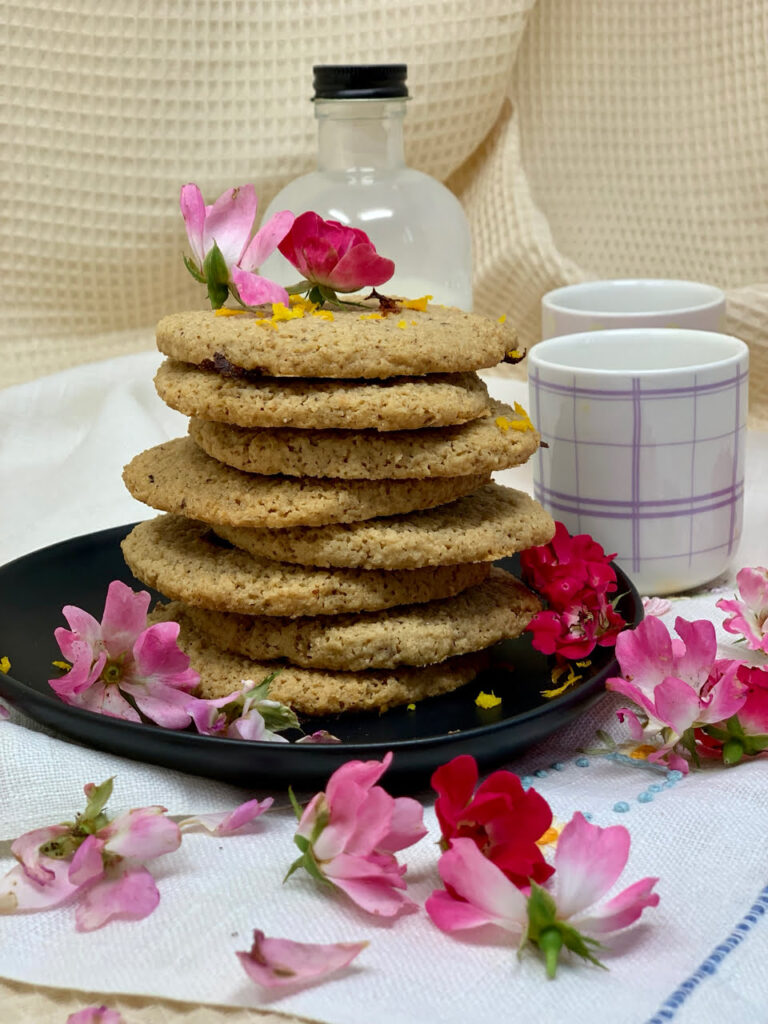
[2,0,768,421]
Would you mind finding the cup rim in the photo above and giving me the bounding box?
[542,278,725,317]
[529,328,748,377]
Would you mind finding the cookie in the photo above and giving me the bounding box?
[123,437,489,528]
[180,568,541,670]
[214,483,555,569]
[122,515,490,617]
[155,359,491,431]
[150,601,488,715]
[155,303,514,378]
[188,399,538,480]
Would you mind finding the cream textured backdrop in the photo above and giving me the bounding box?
[2,0,767,419]
[1,2,767,1020]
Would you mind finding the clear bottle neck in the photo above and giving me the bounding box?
[314,99,407,173]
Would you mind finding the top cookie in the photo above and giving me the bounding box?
[156,304,515,378]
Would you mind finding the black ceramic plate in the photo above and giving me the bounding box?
[0,525,641,792]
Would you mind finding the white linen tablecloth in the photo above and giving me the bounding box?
[1,354,767,1024]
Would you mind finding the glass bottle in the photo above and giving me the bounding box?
[259,64,473,310]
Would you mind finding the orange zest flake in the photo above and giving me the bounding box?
[0,656,10,674]
[497,314,507,324]
[629,744,659,761]
[397,319,407,329]
[271,302,305,323]
[402,295,432,312]
[312,309,335,321]
[407,703,416,711]
[536,825,561,846]
[496,403,536,434]
[289,295,318,313]
[255,318,278,330]
[359,312,383,321]
[475,690,502,709]
[506,349,523,360]
[214,307,248,317]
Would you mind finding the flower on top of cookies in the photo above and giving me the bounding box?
[181,183,395,312]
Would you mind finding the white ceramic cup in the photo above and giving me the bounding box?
[528,329,749,595]
[542,279,726,338]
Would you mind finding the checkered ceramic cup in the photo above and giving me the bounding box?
[528,329,749,595]
[541,279,726,337]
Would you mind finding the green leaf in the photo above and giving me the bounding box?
[307,285,325,305]
[245,670,281,704]
[257,702,301,733]
[288,786,304,822]
[743,733,768,755]
[81,778,113,826]
[285,280,311,295]
[203,242,230,309]
[283,852,305,883]
[318,285,340,305]
[183,254,206,283]
[558,922,607,971]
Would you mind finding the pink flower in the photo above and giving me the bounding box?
[431,755,554,887]
[180,182,293,308]
[288,751,426,917]
[278,212,394,297]
[697,663,768,765]
[606,616,746,770]
[527,587,626,660]
[426,813,659,977]
[188,674,297,741]
[520,522,617,608]
[231,209,295,307]
[237,929,367,990]
[179,797,273,835]
[67,1008,125,1024]
[48,581,199,728]
[181,183,258,271]
[0,779,180,931]
[520,523,626,659]
[717,567,768,652]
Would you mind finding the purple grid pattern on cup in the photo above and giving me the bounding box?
[529,367,747,574]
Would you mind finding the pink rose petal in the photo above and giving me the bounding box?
[179,797,274,836]
[237,929,367,989]
[75,865,160,931]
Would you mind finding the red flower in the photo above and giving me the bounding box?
[526,587,626,660]
[431,754,554,888]
[278,212,394,294]
[520,521,617,609]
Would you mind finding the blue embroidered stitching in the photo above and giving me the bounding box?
[646,884,768,1022]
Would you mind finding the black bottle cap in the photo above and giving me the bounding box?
[312,64,408,100]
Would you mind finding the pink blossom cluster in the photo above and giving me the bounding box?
[424,755,658,976]
[520,522,626,660]
[607,566,768,771]
[47,580,305,742]
[287,752,658,977]
[181,184,394,310]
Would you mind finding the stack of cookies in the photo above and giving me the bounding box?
[121,300,555,718]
